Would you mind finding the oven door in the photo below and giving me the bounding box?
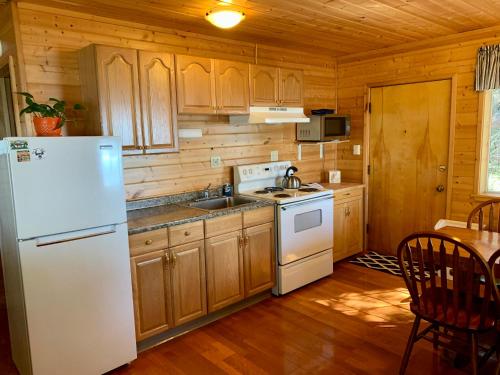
[277,196,333,265]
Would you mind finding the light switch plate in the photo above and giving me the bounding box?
[210,155,222,168]
[353,144,361,155]
[270,150,279,161]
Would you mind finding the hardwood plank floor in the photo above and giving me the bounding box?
[0,262,497,374]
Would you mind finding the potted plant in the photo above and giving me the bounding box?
[18,92,84,136]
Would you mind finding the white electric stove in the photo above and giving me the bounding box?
[234,161,334,295]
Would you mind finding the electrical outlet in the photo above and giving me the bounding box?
[210,155,222,168]
[270,150,279,161]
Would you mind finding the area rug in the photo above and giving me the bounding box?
[349,251,404,276]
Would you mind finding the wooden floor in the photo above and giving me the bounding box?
[1,262,497,374]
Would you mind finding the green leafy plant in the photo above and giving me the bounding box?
[18,92,84,129]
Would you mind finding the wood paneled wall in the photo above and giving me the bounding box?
[14,2,337,200]
[336,36,500,220]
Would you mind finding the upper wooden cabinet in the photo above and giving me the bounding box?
[79,45,178,154]
[214,60,249,114]
[176,55,249,115]
[249,65,279,107]
[175,55,216,114]
[139,51,178,153]
[279,68,304,107]
[250,65,303,107]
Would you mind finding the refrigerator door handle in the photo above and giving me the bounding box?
[35,225,118,247]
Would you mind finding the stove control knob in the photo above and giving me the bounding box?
[243,170,247,175]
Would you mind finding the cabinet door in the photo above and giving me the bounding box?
[243,222,275,297]
[176,55,216,114]
[333,202,345,263]
[170,240,207,326]
[139,51,178,153]
[130,250,172,341]
[214,60,249,114]
[95,46,143,153]
[205,231,244,312]
[345,197,363,254]
[249,65,279,107]
[279,68,304,107]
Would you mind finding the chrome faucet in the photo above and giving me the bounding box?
[201,183,212,199]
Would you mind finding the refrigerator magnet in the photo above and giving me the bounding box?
[16,150,31,162]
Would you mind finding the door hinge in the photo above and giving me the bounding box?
[368,102,371,113]
[366,224,370,233]
[367,165,371,175]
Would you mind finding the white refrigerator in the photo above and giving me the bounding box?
[0,137,137,375]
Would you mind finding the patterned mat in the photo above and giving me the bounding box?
[349,251,432,278]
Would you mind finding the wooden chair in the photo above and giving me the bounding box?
[397,231,500,375]
[488,250,500,375]
[467,199,500,232]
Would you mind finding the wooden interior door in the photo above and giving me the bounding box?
[368,80,451,254]
[249,65,279,107]
[205,231,244,312]
[175,55,216,114]
[95,45,143,153]
[279,68,303,107]
[138,51,178,153]
[170,240,207,326]
[215,60,249,114]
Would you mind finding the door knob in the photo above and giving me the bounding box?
[436,184,445,192]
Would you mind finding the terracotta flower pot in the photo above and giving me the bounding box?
[33,117,62,137]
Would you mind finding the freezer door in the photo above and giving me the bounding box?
[6,137,127,239]
[19,223,136,375]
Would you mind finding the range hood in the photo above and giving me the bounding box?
[230,106,310,125]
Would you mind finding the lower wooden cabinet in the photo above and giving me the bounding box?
[205,230,245,312]
[170,240,207,326]
[243,222,275,296]
[130,250,172,341]
[130,240,207,340]
[333,187,364,262]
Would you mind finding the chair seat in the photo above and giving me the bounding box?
[410,288,496,331]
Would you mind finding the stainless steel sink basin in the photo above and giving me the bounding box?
[186,196,256,211]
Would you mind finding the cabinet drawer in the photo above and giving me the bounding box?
[243,206,275,228]
[169,221,204,247]
[129,229,168,257]
[334,188,363,202]
[205,213,242,238]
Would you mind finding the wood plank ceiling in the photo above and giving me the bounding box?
[16,0,500,57]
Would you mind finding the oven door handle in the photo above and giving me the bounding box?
[280,195,333,210]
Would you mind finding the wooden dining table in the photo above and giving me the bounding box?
[435,226,500,262]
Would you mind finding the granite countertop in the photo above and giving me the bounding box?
[127,198,274,235]
[321,182,364,192]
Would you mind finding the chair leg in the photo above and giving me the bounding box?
[400,316,421,375]
[470,333,478,375]
[433,325,439,350]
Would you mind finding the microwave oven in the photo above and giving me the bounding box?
[296,114,351,142]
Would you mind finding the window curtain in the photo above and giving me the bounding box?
[476,45,500,91]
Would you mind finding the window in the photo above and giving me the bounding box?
[479,89,500,194]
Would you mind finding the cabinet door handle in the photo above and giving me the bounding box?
[238,236,244,248]
[164,252,170,268]
[145,239,153,245]
[244,236,249,247]
[171,252,177,267]
[184,231,191,236]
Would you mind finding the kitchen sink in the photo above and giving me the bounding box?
[186,196,256,211]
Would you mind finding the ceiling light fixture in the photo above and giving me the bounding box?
[205,8,245,29]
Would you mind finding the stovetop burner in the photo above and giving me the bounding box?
[298,188,319,192]
[265,187,284,192]
[254,190,270,194]
[274,193,292,198]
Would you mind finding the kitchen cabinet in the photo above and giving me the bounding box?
[249,65,279,107]
[176,56,249,115]
[250,65,303,107]
[333,187,364,262]
[130,250,172,341]
[175,55,216,114]
[205,230,245,312]
[243,222,275,297]
[170,240,207,326]
[214,60,249,114]
[79,45,178,154]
